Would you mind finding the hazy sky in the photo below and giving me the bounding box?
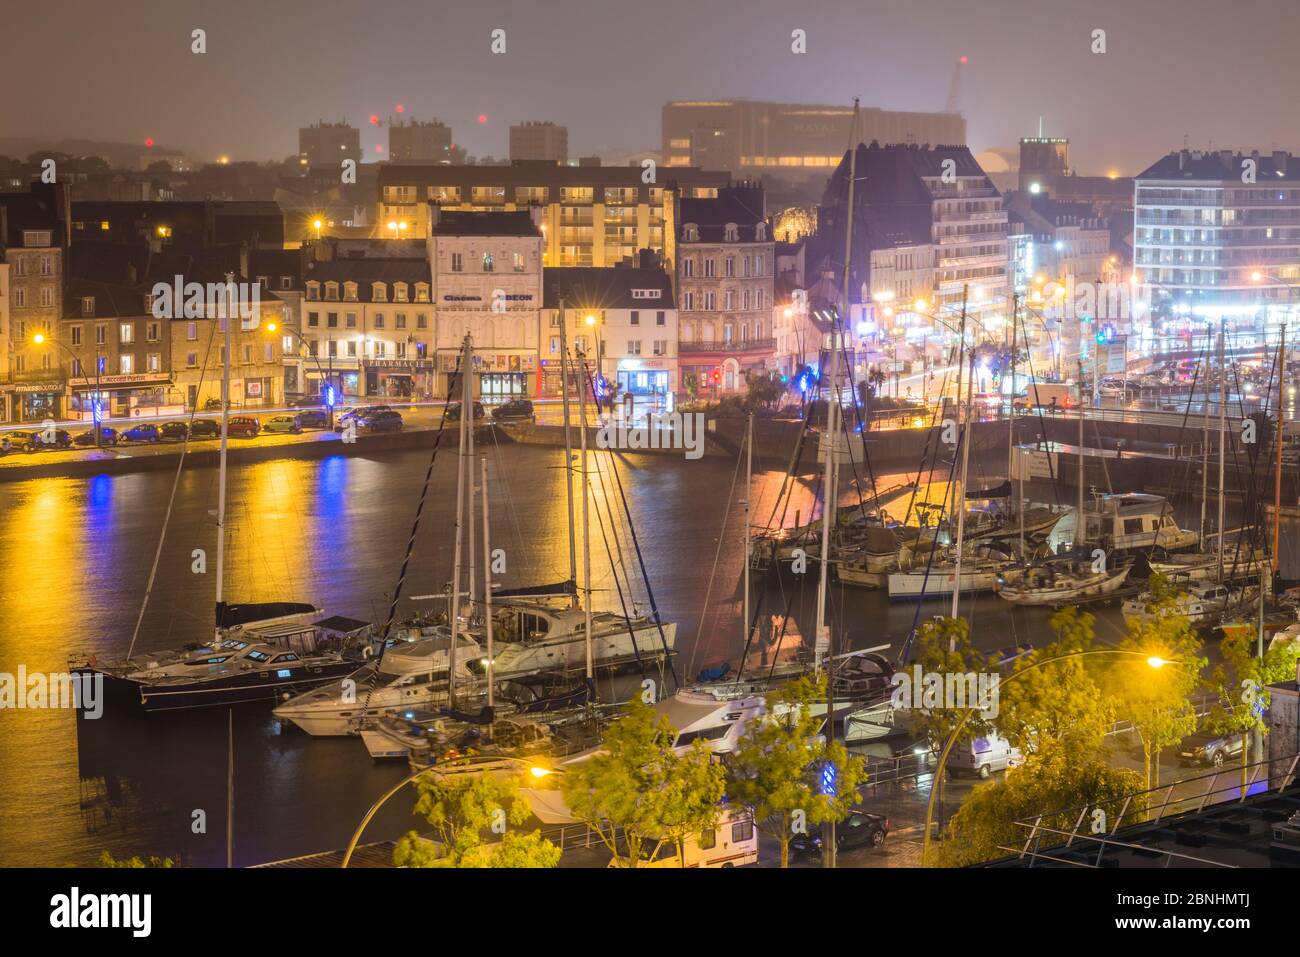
[5,0,1298,174]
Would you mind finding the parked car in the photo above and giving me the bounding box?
[160,421,189,441]
[73,426,118,447]
[338,405,390,428]
[262,414,303,434]
[791,810,889,857]
[227,416,260,439]
[189,418,221,438]
[297,408,329,429]
[358,409,403,433]
[5,430,43,452]
[490,398,535,424]
[445,401,485,422]
[121,423,161,443]
[1179,730,1246,768]
[948,733,1023,779]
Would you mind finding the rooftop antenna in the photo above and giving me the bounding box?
[1038,116,1044,138]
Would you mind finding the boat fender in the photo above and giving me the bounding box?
[362,644,375,659]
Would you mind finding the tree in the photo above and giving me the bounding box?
[742,369,784,411]
[1207,630,1271,795]
[559,700,725,868]
[995,607,1114,760]
[1105,586,1205,792]
[727,675,869,867]
[909,617,998,753]
[95,851,174,868]
[937,751,1146,867]
[393,770,561,868]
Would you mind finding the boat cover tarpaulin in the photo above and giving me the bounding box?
[313,615,371,634]
[966,480,1012,499]
[494,579,577,598]
[217,601,319,628]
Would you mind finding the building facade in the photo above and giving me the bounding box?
[389,118,455,163]
[510,122,568,164]
[676,185,775,393]
[299,121,361,168]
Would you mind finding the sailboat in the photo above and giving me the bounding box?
[72,279,351,713]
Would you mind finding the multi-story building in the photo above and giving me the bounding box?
[299,121,361,168]
[1134,149,1300,316]
[662,100,966,182]
[510,122,568,164]
[428,209,544,399]
[250,248,311,396]
[302,256,434,400]
[542,263,678,409]
[168,306,286,412]
[0,183,70,422]
[675,185,775,394]
[816,142,1009,343]
[389,118,455,163]
[376,159,728,268]
[71,200,285,250]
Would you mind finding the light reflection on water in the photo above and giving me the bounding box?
[0,444,1105,866]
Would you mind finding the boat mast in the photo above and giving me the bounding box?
[743,410,753,652]
[579,341,594,683]
[1201,327,1210,550]
[447,334,473,707]
[481,455,495,724]
[214,272,234,646]
[1218,319,1227,583]
[1077,357,1085,546]
[558,296,578,599]
[467,355,476,610]
[1275,325,1286,565]
[950,286,972,620]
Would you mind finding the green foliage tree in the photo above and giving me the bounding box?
[938,751,1146,866]
[1207,630,1273,795]
[995,607,1114,759]
[727,675,869,867]
[95,851,174,868]
[393,771,561,868]
[910,617,998,752]
[559,700,725,868]
[742,370,785,411]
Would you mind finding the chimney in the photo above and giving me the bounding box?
[1274,151,1289,175]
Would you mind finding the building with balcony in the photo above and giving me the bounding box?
[1133,149,1300,317]
[388,117,456,163]
[662,100,966,186]
[510,122,568,164]
[542,262,678,408]
[376,159,727,268]
[676,184,776,394]
[428,209,544,399]
[299,120,361,169]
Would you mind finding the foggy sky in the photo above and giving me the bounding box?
[5,0,1298,175]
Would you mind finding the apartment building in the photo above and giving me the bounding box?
[377,159,728,268]
[299,120,361,168]
[510,122,568,164]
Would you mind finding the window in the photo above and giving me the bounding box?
[374,341,386,358]
[395,342,406,358]
[306,282,320,300]
[147,322,160,341]
[344,282,358,301]
[653,340,666,356]
[326,340,338,359]
[147,353,161,372]
[512,251,525,272]
[628,340,642,355]
[416,314,428,329]
[731,819,754,843]
[451,252,463,272]
[395,313,407,330]
[550,336,560,354]
[703,291,715,310]
[682,258,694,278]
[118,354,134,375]
[372,282,388,302]
[346,312,357,329]
[325,282,339,301]
[81,297,95,317]
[243,345,253,364]
[264,343,274,363]
[482,251,494,272]
[14,258,25,277]
[754,254,764,276]
[373,313,385,329]
[725,257,735,278]
[415,283,430,302]
[327,312,338,328]
[40,256,53,276]
[630,310,640,326]
[725,290,734,310]
[71,326,82,346]
[96,325,107,345]
[307,311,320,327]
[724,223,738,242]
[346,341,356,358]
[683,291,695,310]
[656,310,666,326]
[14,289,24,307]
[40,287,53,307]
[699,828,717,851]
[393,283,408,303]
[186,322,198,341]
[703,258,715,278]
[71,358,83,376]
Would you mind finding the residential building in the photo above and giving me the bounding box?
[389,118,456,163]
[662,100,966,182]
[675,184,775,393]
[299,120,361,168]
[510,122,568,164]
[542,262,678,409]
[376,159,727,267]
[428,208,544,399]
[1134,149,1300,316]
[71,200,285,250]
[250,248,311,396]
[0,182,70,421]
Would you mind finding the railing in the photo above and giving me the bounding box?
[679,338,776,354]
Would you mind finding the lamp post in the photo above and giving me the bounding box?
[33,331,102,448]
[266,320,336,429]
[922,649,1185,864]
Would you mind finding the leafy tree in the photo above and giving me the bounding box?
[95,851,174,868]
[937,751,1146,867]
[742,370,784,411]
[559,700,725,868]
[995,607,1113,759]
[727,675,869,867]
[1207,629,1277,795]
[909,617,998,753]
[393,770,560,868]
[1105,589,1205,792]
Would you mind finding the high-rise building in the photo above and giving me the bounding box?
[377,159,728,267]
[1134,149,1300,313]
[1018,137,1071,191]
[299,121,361,168]
[662,100,966,181]
[388,118,455,163]
[509,122,568,163]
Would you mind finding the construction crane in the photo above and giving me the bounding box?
[945,55,967,114]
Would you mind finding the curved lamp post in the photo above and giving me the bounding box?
[922,648,1186,865]
[266,320,337,429]
[32,331,103,447]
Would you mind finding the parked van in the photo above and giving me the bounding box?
[947,733,1023,779]
[612,806,759,868]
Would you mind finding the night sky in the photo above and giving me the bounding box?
[6,0,1299,174]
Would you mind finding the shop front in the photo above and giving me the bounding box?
[70,374,181,421]
[7,380,65,422]
[364,358,438,400]
[438,351,538,399]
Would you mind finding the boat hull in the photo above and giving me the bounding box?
[83,661,356,714]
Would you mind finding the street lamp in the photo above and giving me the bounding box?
[32,330,103,448]
[922,648,1189,864]
[269,321,337,429]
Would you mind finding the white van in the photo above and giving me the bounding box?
[612,807,759,868]
[947,733,1023,779]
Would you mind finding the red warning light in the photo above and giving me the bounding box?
[375,144,384,153]
[144,138,155,148]
[959,55,968,64]
[369,114,380,125]
[477,114,487,124]
[395,104,405,113]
